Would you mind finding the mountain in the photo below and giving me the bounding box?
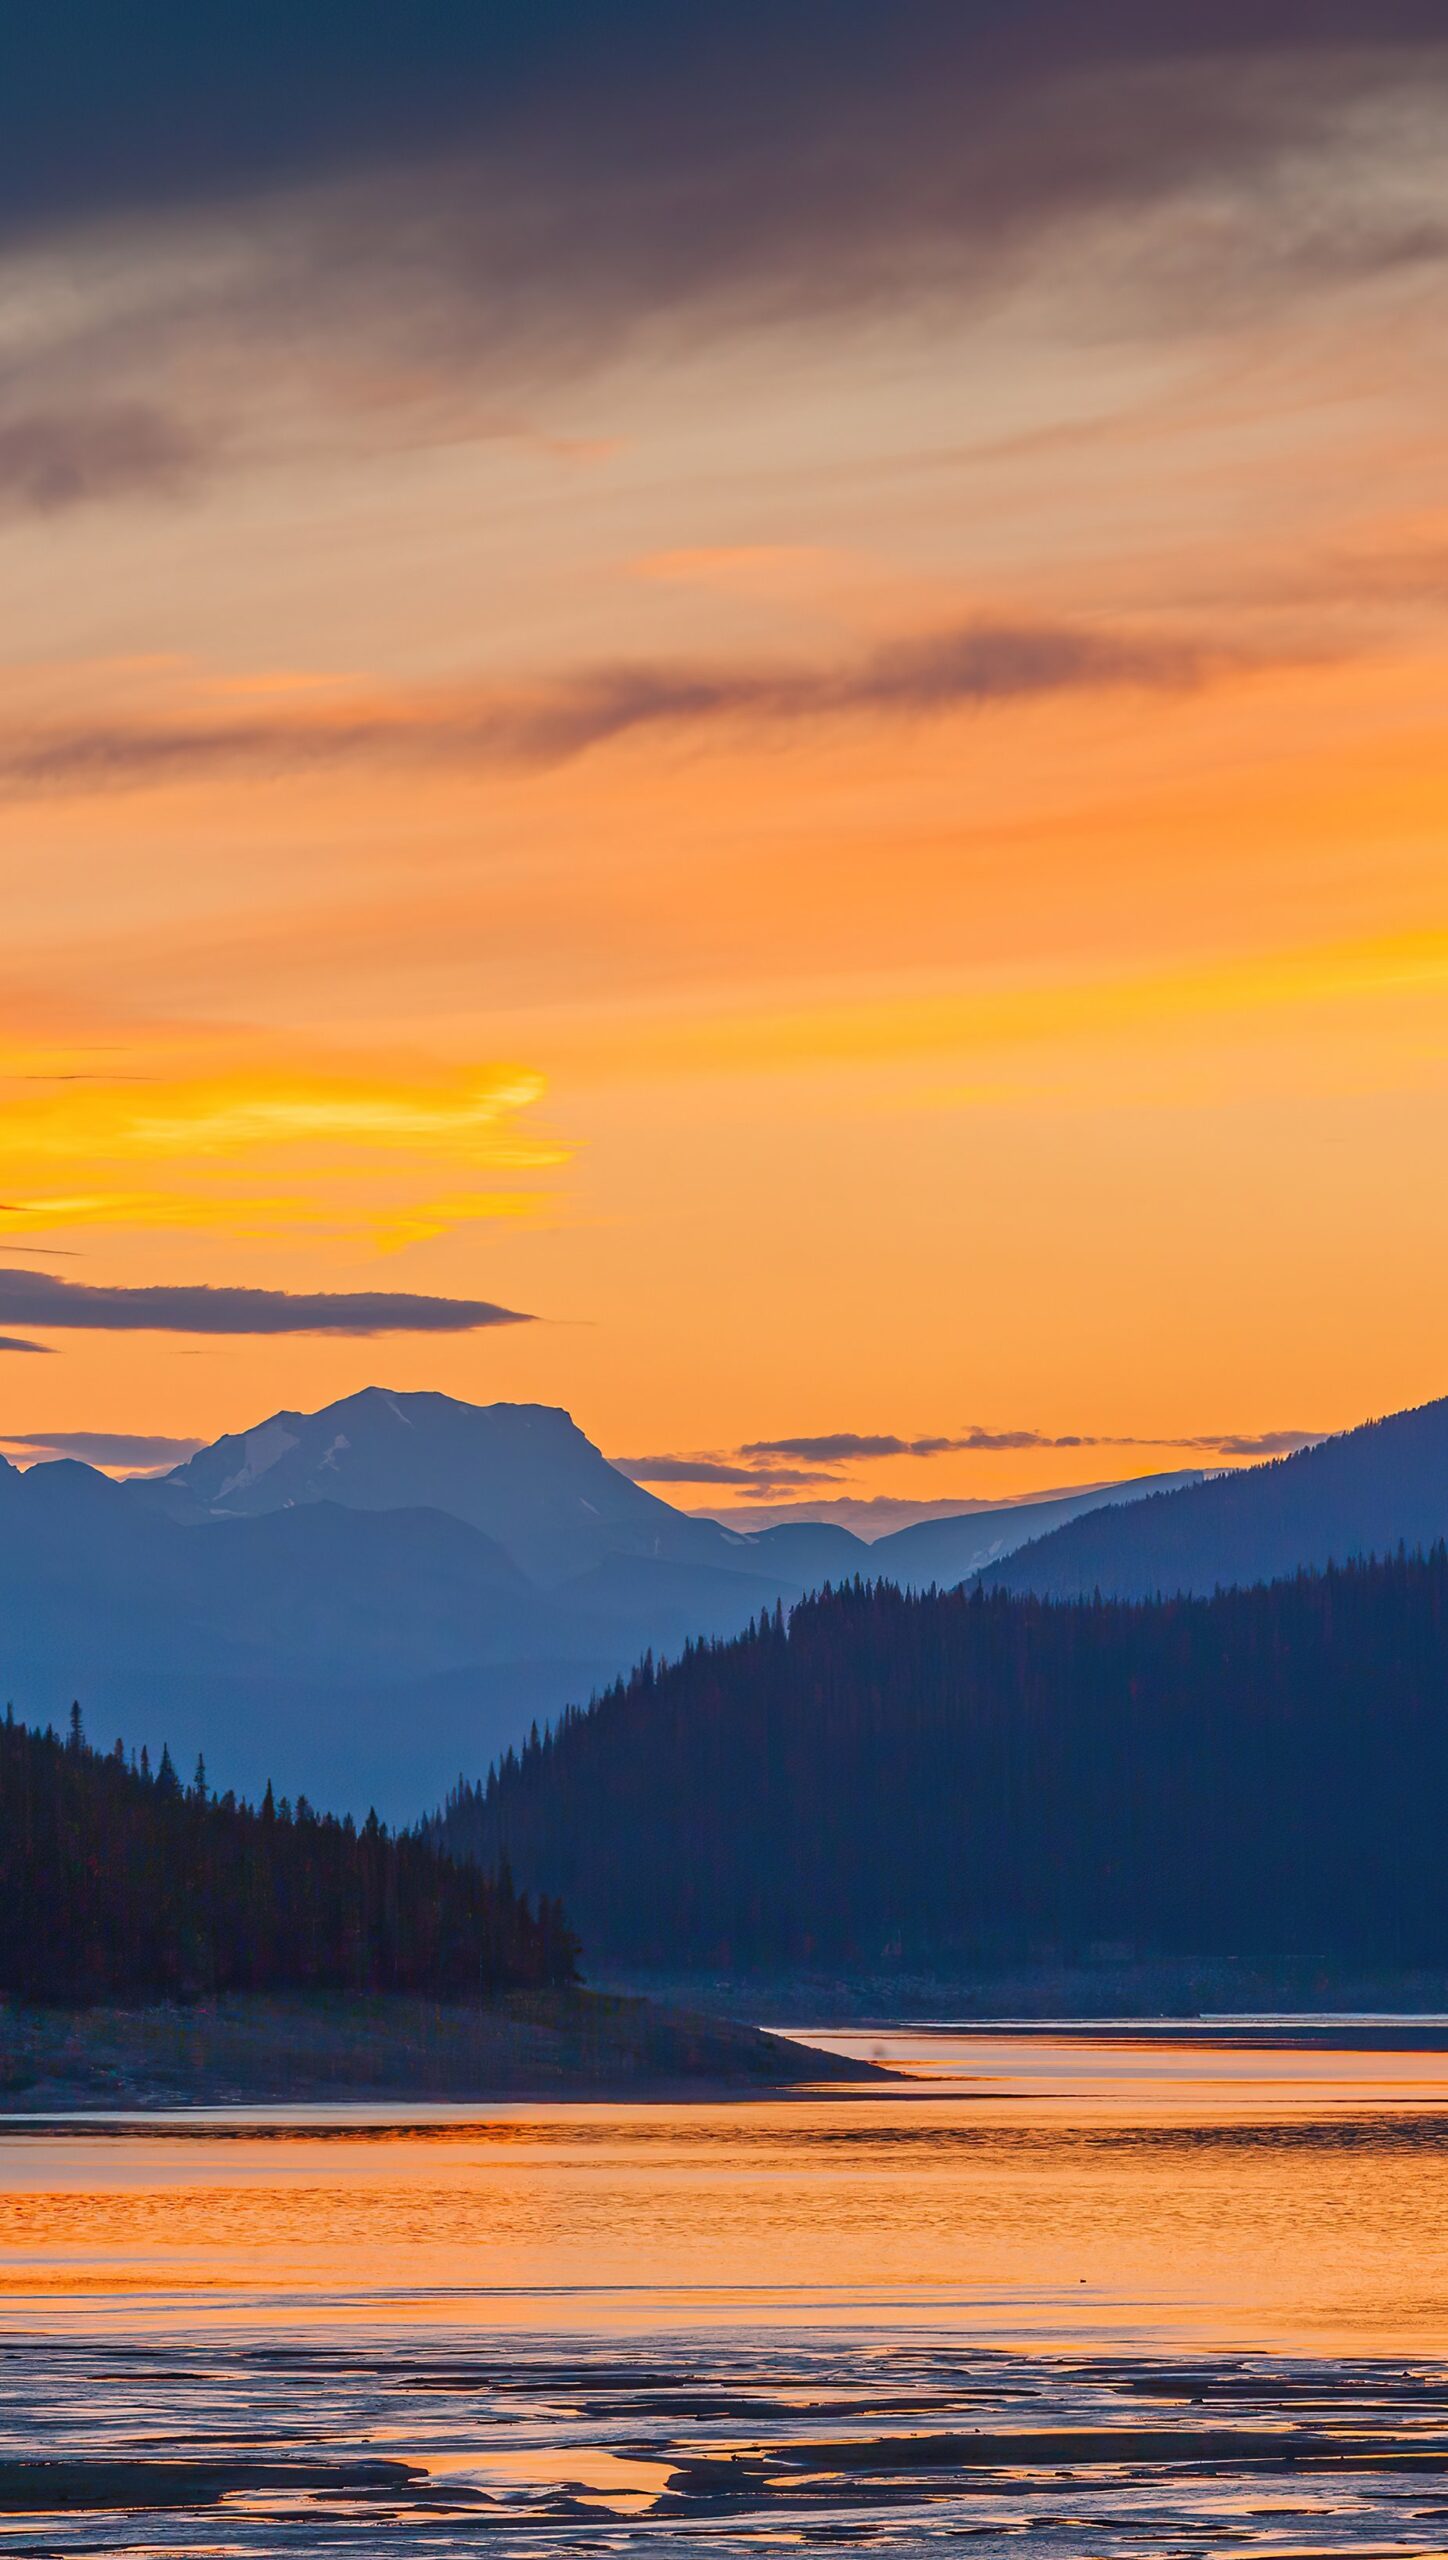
[440,1553,1448,1973]
[725,1480,1211,1585]
[153,1387,751,1585]
[0,1455,593,1810]
[0,1392,869,1813]
[981,1397,1448,1601]
[0,1383,1291,1818]
[697,1484,1168,1538]
[742,1520,872,1580]
[867,1471,1206,1590]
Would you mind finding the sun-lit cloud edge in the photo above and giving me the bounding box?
[570,928,1448,1088]
[0,1052,570,1250]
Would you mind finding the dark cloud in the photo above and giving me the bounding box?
[0,405,204,515]
[617,1456,770,1486]
[742,1425,1325,1461]
[742,1434,963,1462]
[0,1430,205,1467]
[615,1455,841,1488]
[1197,1429,1324,1456]
[0,1336,52,1353]
[0,1269,531,1337]
[0,616,1242,800]
[741,1428,1098,1460]
[5,5,1444,260]
[3,3,1444,481]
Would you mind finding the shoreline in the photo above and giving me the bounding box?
[0,1986,888,2112]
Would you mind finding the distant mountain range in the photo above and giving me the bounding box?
[691,1485,1156,1538]
[0,1387,1183,1815]
[866,1475,1204,1591]
[3,1382,1444,1817]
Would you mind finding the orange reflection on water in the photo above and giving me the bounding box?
[4,2030,1448,2353]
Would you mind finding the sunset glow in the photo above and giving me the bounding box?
[5,8,1447,1511]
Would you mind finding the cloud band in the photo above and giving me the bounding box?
[0,1269,532,1336]
[623,1424,1326,1484]
[0,616,1241,801]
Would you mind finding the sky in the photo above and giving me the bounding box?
[2,1,1448,1512]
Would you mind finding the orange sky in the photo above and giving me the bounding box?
[3,20,1447,1509]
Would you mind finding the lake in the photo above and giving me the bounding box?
[5,2021,1448,2551]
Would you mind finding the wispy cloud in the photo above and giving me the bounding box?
[6,6,1446,449]
[0,617,1249,801]
[630,1425,1327,1487]
[614,1454,842,1488]
[0,1052,565,1251]
[1204,1430,1325,1458]
[742,1426,1324,1462]
[0,1335,52,1353]
[0,1269,533,1337]
[741,1434,975,1462]
[0,404,205,515]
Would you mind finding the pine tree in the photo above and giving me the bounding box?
[0,1715,578,2003]
[437,1546,1448,1975]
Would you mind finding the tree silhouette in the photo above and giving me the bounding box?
[439,1547,1448,1972]
[0,1715,578,2002]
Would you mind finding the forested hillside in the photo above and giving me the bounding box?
[0,1711,576,2002]
[440,1552,1448,1971]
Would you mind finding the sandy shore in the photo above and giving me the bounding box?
[0,1986,887,2110]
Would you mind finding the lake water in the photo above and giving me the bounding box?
[6,2022,1448,2551]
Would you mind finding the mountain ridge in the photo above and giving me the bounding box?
[979,1396,1448,1601]
[154,1387,751,1586]
[0,1379,1408,1819]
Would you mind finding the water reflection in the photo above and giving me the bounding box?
[4,2027,1448,2549]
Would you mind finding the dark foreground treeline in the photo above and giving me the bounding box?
[438,1548,1448,1970]
[0,1711,577,2002]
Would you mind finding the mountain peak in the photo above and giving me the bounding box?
[157,1384,720,1585]
[324,1385,575,1422]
